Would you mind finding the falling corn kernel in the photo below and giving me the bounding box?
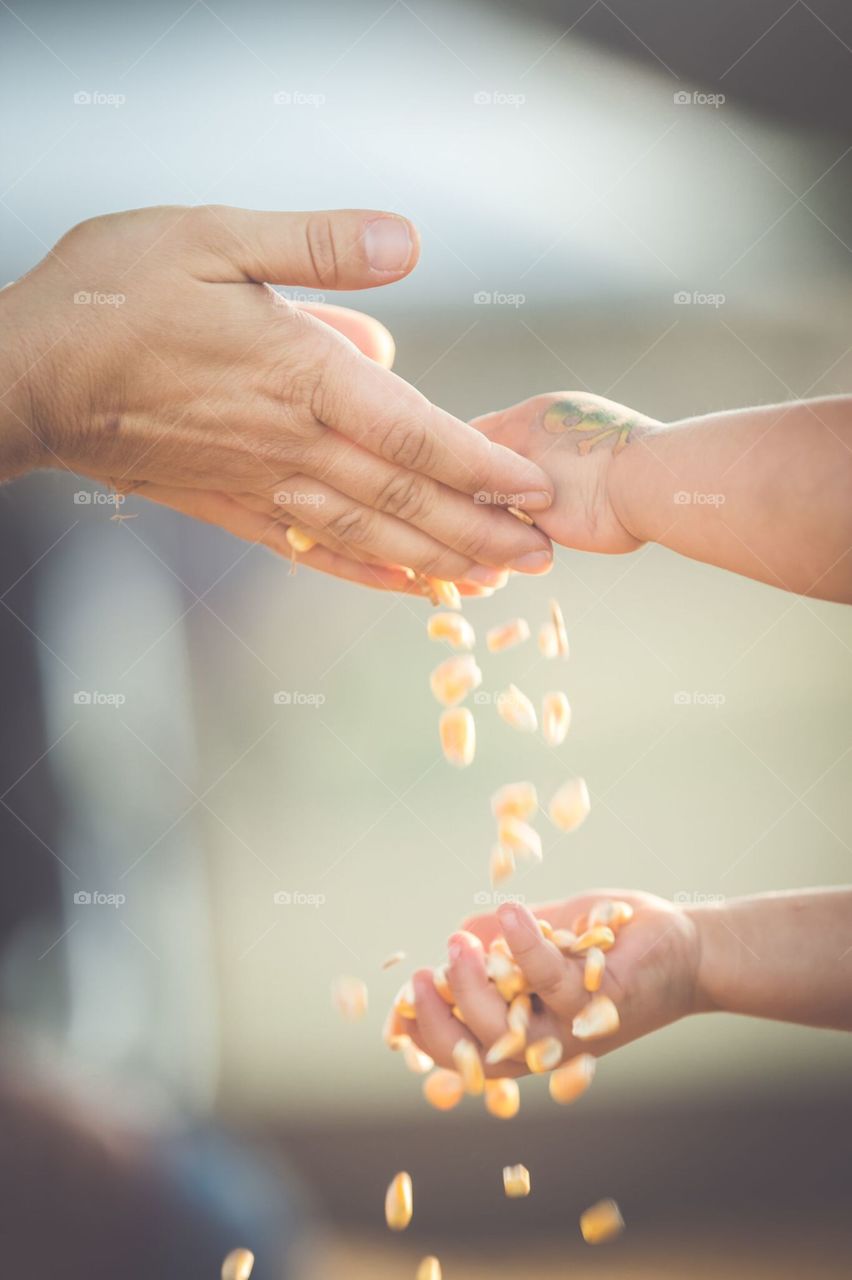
[507,993,531,1036]
[489,843,516,888]
[386,1033,411,1052]
[537,918,554,940]
[572,994,620,1041]
[503,1164,531,1198]
[570,926,616,954]
[549,598,570,657]
[551,928,577,951]
[385,1172,413,1231]
[427,611,475,651]
[525,1036,563,1074]
[381,950,406,970]
[580,1198,625,1245]
[497,684,538,733]
[584,946,606,992]
[497,816,542,862]
[542,691,571,746]
[427,578,461,609]
[430,654,482,707]
[549,778,591,832]
[491,781,538,822]
[331,975,368,1022]
[404,1042,435,1075]
[433,965,455,1005]
[548,1053,596,1105]
[221,1249,255,1280]
[417,1257,442,1280]
[538,622,559,658]
[452,1038,485,1095]
[439,707,475,767]
[394,980,417,1021]
[486,618,531,654]
[451,1004,468,1026]
[423,1068,465,1111]
[485,1077,521,1119]
[485,1027,526,1066]
[285,526,316,553]
[507,504,535,525]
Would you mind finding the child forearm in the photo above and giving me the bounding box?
[689,887,852,1030]
[609,397,852,602]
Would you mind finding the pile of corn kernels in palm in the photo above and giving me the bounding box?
[328,580,632,1277]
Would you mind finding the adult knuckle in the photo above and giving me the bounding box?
[453,522,492,563]
[379,417,435,472]
[375,472,431,523]
[327,505,374,546]
[304,213,340,289]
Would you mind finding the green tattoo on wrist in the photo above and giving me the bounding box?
[543,399,635,455]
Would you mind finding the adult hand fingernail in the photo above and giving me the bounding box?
[509,549,553,573]
[364,217,414,273]
[518,490,552,511]
[464,565,508,586]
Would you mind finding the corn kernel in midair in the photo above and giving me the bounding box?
[497,816,542,862]
[548,1054,596,1105]
[580,1198,624,1245]
[570,926,616,954]
[572,994,620,1041]
[385,1172,413,1231]
[507,993,531,1036]
[525,1035,563,1074]
[439,707,475,767]
[542,691,571,746]
[417,1257,442,1280]
[430,654,482,707]
[452,1038,485,1095]
[285,526,316,553]
[503,1164,531,1198]
[394,980,417,1020]
[403,1042,435,1075]
[331,975,368,1022]
[489,843,516,888]
[427,578,461,609]
[485,1027,526,1066]
[381,950,406,970]
[221,1249,255,1280]
[427,612,475,650]
[422,1068,465,1111]
[486,618,531,653]
[584,946,606,992]
[491,781,538,822]
[432,964,455,1005]
[549,598,569,657]
[538,622,559,658]
[497,684,538,732]
[549,778,591,832]
[485,1077,521,1119]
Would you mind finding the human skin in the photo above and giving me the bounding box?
[0,204,555,593]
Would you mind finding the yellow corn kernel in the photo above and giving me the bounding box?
[549,597,570,657]
[452,1038,485,1095]
[485,1077,521,1119]
[538,621,559,658]
[580,1198,625,1245]
[394,980,417,1020]
[430,654,482,707]
[439,707,475,767]
[285,526,316,553]
[489,936,514,960]
[551,928,578,951]
[381,950,406,970]
[485,1027,526,1066]
[496,684,538,732]
[570,926,616,954]
[584,946,606,993]
[331,975,368,1022]
[572,912,589,936]
[489,843,516,888]
[497,816,542,862]
[607,900,635,929]
[404,1042,435,1075]
[548,778,591,832]
[427,578,461,610]
[537,918,554,940]
[490,781,538,822]
[386,1033,411,1052]
[548,1053,596,1105]
[451,1004,468,1026]
[502,1164,531,1198]
[525,1035,563,1074]
[221,1249,255,1280]
[495,968,527,1003]
[417,1257,442,1280]
[507,504,535,525]
[572,994,620,1041]
[542,691,571,747]
[385,1171,413,1231]
[507,993,531,1036]
[427,612,475,651]
[422,1068,464,1111]
[432,964,455,1005]
[486,618,531,653]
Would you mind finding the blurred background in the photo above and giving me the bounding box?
[1,0,851,1276]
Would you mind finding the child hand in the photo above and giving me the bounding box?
[399,892,703,1077]
[470,392,660,555]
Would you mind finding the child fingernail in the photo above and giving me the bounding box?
[498,904,519,930]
